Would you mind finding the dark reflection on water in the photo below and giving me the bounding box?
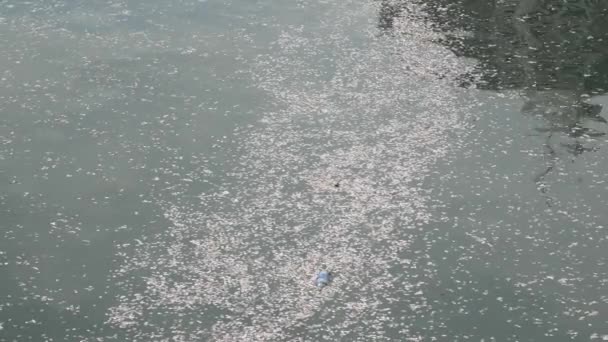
[380,0,608,199]
[380,2,608,89]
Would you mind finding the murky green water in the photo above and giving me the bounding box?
[1,0,607,341]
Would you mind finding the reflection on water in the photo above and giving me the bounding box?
[380,0,608,202]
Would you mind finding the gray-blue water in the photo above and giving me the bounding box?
[1,0,607,340]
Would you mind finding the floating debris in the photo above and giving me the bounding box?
[315,270,332,289]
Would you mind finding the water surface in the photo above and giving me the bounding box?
[1,0,607,341]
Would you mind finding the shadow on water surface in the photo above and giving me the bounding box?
[379,0,608,203]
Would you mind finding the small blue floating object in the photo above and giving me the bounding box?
[315,270,332,288]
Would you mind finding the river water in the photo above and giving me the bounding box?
[1,0,607,341]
